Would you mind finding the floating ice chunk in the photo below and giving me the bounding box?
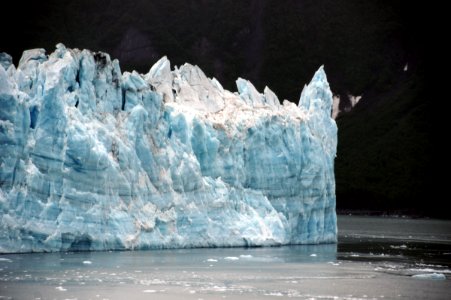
[239,255,253,258]
[412,273,446,280]
[390,245,408,249]
[310,254,317,257]
[224,257,239,261]
[143,290,157,293]
[55,286,67,291]
[207,259,218,262]
[212,285,227,292]
[409,268,451,274]
[82,260,92,264]
[264,292,284,297]
[0,258,12,262]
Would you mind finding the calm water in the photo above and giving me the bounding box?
[1,216,451,299]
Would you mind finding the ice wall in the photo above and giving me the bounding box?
[0,44,337,252]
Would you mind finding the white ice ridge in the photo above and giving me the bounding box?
[0,44,337,253]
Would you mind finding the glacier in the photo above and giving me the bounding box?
[0,44,337,253]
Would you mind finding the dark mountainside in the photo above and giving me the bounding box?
[1,1,435,216]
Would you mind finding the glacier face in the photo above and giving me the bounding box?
[0,44,337,253]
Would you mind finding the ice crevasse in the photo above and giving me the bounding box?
[0,44,337,253]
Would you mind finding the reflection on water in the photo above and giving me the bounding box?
[1,216,450,300]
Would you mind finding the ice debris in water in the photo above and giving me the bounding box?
[412,273,446,280]
[0,44,337,252]
[224,257,240,261]
[390,245,408,249]
[0,258,13,262]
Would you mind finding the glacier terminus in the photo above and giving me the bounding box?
[0,44,337,253]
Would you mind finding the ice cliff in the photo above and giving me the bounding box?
[0,44,337,253]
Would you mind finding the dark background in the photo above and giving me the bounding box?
[1,0,439,217]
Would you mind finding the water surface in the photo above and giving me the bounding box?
[1,216,450,299]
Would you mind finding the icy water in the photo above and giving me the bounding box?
[1,216,451,300]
